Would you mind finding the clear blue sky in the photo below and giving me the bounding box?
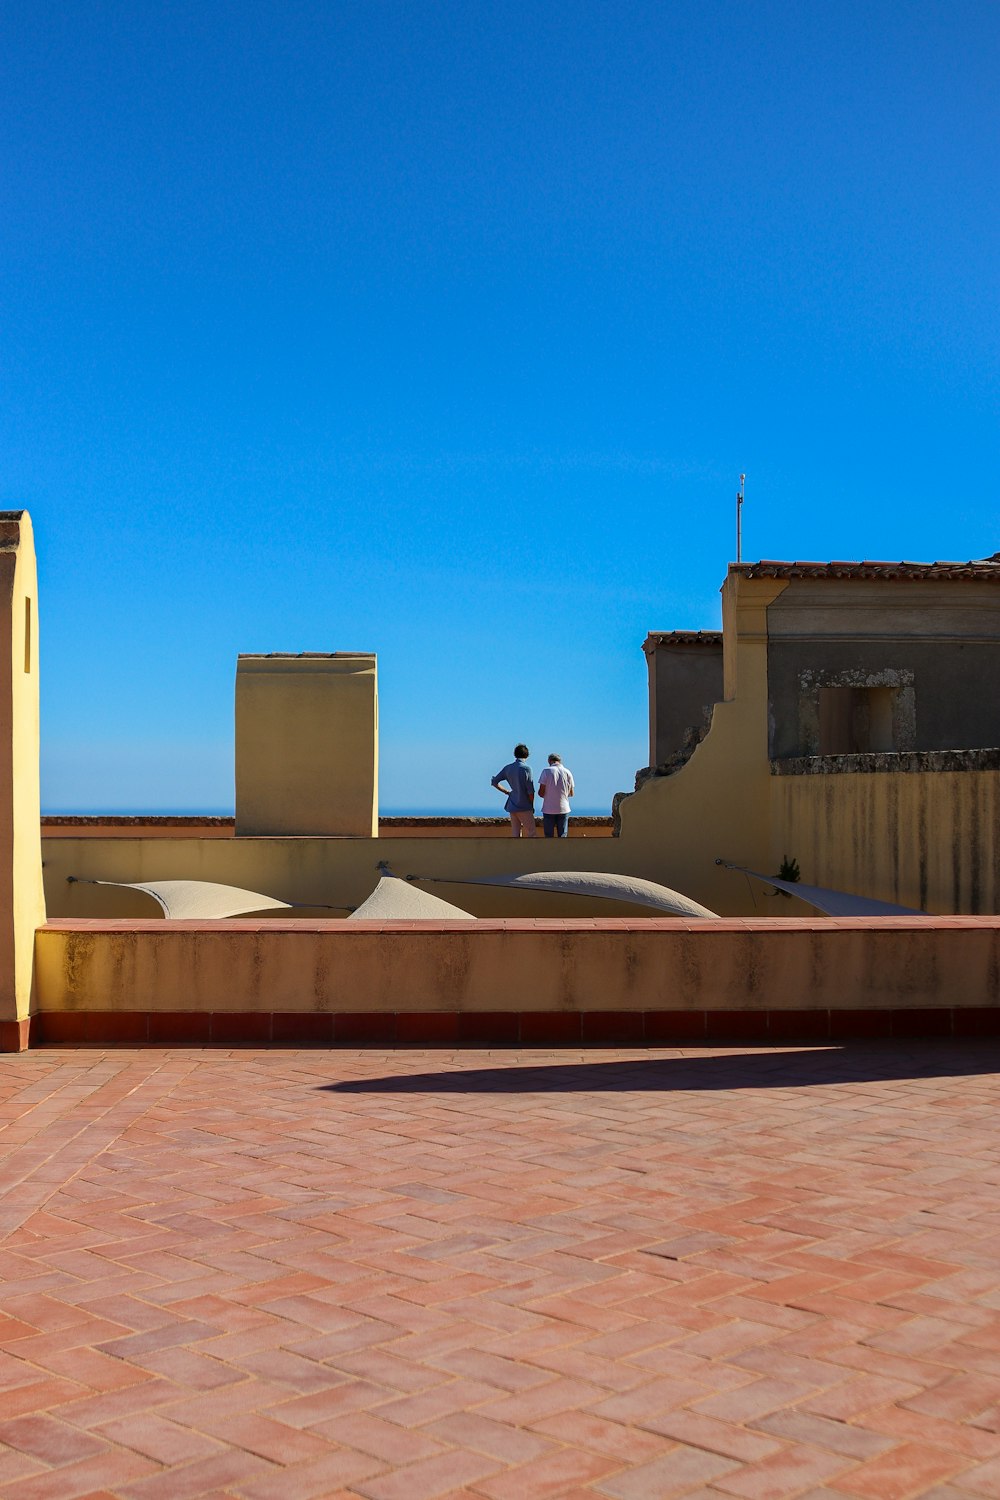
[3,1,997,813]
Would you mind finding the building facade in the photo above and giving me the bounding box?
[629,557,1000,914]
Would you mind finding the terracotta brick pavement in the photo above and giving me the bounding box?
[0,1043,999,1497]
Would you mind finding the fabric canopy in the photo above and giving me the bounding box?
[349,876,475,921]
[420,870,718,918]
[75,878,294,920]
[719,863,924,917]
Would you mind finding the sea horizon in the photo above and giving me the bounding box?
[41,806,613,819]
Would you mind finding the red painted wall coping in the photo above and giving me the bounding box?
[9,1006,998,1052]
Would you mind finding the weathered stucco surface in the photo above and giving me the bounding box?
[34,916,1000,1017]
[773,767,1000,914]
[614,574,789,914]
[767,578,1000,757]
[643,632,723,767]
[614,570,1000,916]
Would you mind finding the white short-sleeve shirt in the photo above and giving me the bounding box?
[538,764,574,814]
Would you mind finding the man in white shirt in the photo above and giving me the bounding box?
[537,753,575,838]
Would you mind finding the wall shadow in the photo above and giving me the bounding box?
[324,1045,1000,1095]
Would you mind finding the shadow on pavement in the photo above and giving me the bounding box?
[324,1044,1000,1094]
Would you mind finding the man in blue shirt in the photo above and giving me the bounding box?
[491,744,537,837]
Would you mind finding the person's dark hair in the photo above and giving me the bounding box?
[514,743,529,759]
[548,753,561,764]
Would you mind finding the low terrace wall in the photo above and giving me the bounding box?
[6,915,998,1050]
[40,834,664,922]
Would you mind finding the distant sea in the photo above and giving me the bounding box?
[42,806,610,818]
[383,807,609,818]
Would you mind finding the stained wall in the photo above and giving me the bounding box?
[34,916,1000,1019]
[643,632,723,766]
[766,579,1000,758]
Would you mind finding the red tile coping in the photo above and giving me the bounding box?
[41,814,611,836]
[8,1007,999,1051]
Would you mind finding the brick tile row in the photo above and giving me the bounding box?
[13,1006,1000,1050]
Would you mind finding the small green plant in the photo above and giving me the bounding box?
[770,855,801,897]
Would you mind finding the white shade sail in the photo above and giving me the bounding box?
[419,870,718,918]
[349,876,475,920]
[72,878,294,920]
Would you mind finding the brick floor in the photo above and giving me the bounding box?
[0,1043,999,1498]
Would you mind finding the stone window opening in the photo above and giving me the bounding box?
[818,685,897,755]
[790,668,916,759]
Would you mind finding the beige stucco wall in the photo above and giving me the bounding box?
[41,833,702,920]
[34,916,1000,1015]
[0,514,45,1021]
[235,653,378,836]
[772,769,1000,914]
[621,571,1000,917]
[616,574,791,914]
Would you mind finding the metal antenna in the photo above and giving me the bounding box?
[736,473,746,563]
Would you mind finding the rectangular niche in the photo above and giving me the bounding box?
[818,685,898,755]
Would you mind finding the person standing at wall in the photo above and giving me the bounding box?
[491,744,536,837]
[538,753,574,838]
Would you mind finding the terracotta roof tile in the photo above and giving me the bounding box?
[735,557,1000,581]
[643,630,722,651]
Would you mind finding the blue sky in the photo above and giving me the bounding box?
[3,1,997,813]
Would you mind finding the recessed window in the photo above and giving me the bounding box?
[23,598,31,674]
[818,686,896,755]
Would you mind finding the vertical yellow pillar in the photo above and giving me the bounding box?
[235,653,378,836]
[0,513,45,1050]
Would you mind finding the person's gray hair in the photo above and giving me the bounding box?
[548,753,562,764]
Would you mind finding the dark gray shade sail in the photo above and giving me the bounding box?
[718,862,924,917]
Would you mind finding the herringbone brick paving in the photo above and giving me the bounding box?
[0,1045,999,1498]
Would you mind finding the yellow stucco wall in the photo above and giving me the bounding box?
[772,769,1000,914]
[615,573,792,914]
[235,653,378,836]
[34,916,1000,1015]
[0,514,45,1022]
[41,833,713,920]
[619,569,1000,917]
